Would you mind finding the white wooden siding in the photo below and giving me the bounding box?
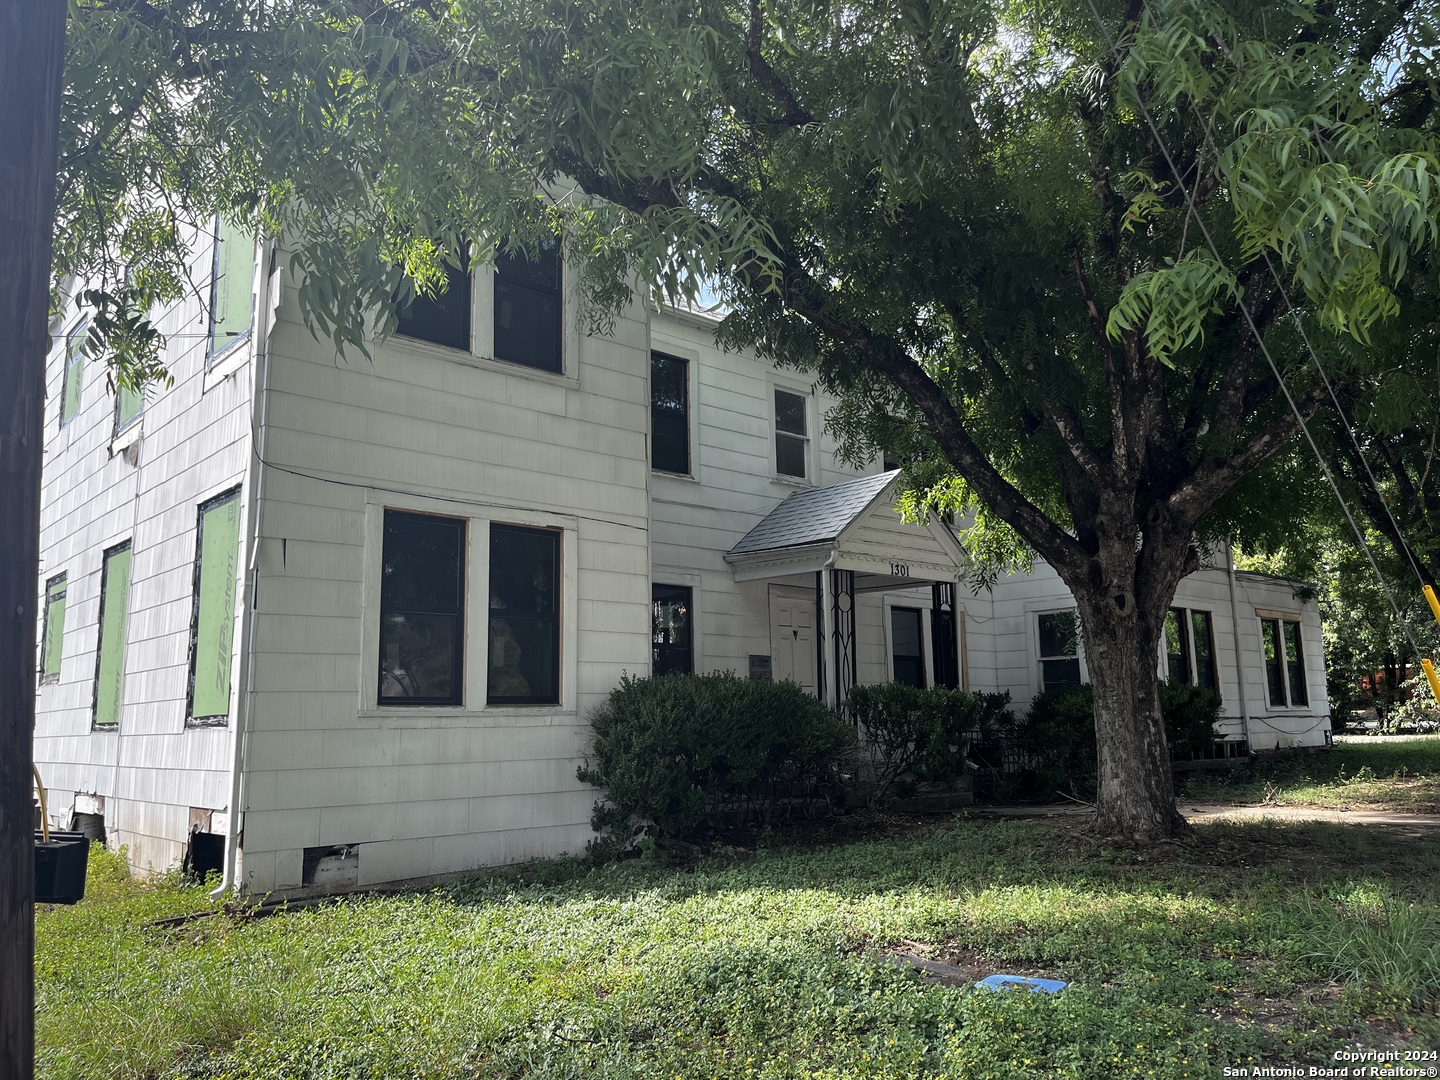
[34,225,255,874]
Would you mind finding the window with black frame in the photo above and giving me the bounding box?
[494,240,562,372]
[651,352,689,474]
[891,607,925,688]
[1037,611,1082,693]
[395,253,472,352]
[378,511,466,705]
[652,584,693,675]
[488,524,561,704]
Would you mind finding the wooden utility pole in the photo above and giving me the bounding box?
[1,1,67,1076]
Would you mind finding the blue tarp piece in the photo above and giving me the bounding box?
[975,974,1068,993]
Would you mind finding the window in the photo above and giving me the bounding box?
[187,489,242,722]
[1261,617,1308,707]
[93,542,132,727]
[1190,611,1217,691]
[652,584,693,675]
[774,388,809,479]
[651,352,690,474]
[1164,608,1190,684]
[488,524,560,705]
[40,574,66,684]
[207,218,255,366]
[494,240,562,373]
[396,252,472,351]
[114,380,144,436]
[891,607,925,688]
[378,511,466,705]
[61,318,87,426]
[1037,611,1081,693]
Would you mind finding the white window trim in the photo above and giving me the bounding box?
[389,246,583,389]
[1256,613,1310,712]
[1028,604,1087,697]
[647,341,700,481]
[358,493,579,719]
[58,313,89,430]
[882,593,933,687]
[769,375,817,486]
[652,570,703,675]
[1158,607,1221,696]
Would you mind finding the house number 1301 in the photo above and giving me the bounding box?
[890,562,910,577]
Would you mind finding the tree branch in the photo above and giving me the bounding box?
[745,0,813,126]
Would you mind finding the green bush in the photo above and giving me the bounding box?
[578,672,854,855]
[845,682,1012,804]
[1010,682,1222,800]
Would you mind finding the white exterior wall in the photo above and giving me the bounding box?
[984,560,1329,749]
[34,230,256,874]
[237,271,652,894]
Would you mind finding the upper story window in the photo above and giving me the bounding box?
[94,541,133,728]
[114,380,144,436]
[40,574,67,684]
[774,387,809,480]
[651,352,690,475]
[891,607,925,688]
[652,584,693,675]
[378,511,466,706]
[1037,611,1081,694]
[207,218,255,367]
[395,253,472,352]
[488,524,561,705]
[494,240,562,373]
[188,489,242,723]
[60,318,88,426]
[1164,608,1217,692]
[1261,616,1308,707]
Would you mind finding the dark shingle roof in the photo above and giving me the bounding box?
[728,471,898,557]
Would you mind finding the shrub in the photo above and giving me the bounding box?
[578,672,854,855]
[845,682,1012,804]
[1379,674,1440,735]
[1008,682,1222,800]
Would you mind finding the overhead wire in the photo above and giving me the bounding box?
[1076,0,1429,662]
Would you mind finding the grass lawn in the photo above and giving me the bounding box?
[35,815,1440,1080]
[1179,736,1440,812]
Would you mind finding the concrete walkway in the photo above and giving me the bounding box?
[971,802,1440,830]
[1182,803,1440,829]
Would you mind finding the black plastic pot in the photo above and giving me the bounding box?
[34,830,90,904]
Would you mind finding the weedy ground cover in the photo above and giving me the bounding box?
[1179,735,1440,811]
[35,815,1440,1080]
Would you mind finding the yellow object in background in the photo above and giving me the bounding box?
[1425,585,1440,628]
[1424,659,1440,705]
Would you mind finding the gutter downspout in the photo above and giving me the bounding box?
[211,244,276,899]
[1225,541,1253,755]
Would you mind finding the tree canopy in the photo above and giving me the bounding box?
[57,0,1440,839]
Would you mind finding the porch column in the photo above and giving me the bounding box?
[818,569,834,708]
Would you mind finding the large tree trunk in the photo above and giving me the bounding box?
[1072,586,1184,840]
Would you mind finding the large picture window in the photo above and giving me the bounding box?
[1261,617,1308,707]
[488,524,560,704]
[1164,608,1218,693]
[652,584,692,675]
[774,387,809,479]
[651,352,690,474]
[1037,611,1081,694]
[396,253,472,351]
[207,218,255,366]
[494,241,562,373]
[41,574,66,684]
[379,511,466,705]
[187,489,242,722]
[93,541,132,728]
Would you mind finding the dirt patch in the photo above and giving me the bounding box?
[884,940,1067,988]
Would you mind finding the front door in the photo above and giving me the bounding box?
[769,589,817,695]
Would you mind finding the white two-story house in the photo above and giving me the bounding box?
[33,222,1331,894]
